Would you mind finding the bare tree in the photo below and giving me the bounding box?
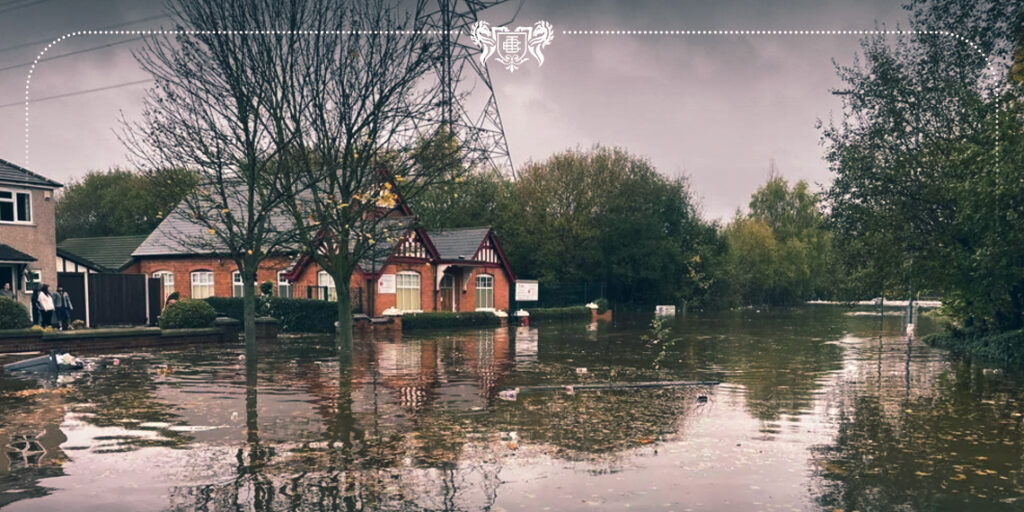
[123,0,329,347]
[281,0,471,347]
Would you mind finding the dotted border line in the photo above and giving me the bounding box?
[559,29,1004,175]
[21,29,459,166]
[21,28,1004,171]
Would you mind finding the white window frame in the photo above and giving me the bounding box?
[152,270,174,301]
[0,188,32,224]
[317,270,336,301]
[191,270,215,299]
[396,271,421,312]
[232,271,244,297]
[475,273,495,311]
[277,271,291,298]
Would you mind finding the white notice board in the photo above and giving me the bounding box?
[377,274,396,294]
[515,280,539,301]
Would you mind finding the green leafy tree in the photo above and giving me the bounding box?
[55,168,195,241]
[823,1,1024,331]
[494,146,713,307]
[723,170,835,306]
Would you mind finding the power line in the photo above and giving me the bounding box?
[0,13,169,54]
[0,36,145,73]
[0,78,151,109]
[0,0,53,15]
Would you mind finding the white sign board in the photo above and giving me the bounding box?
[655,305,676,317]
[377,274,396,294]
[515,280,539,301]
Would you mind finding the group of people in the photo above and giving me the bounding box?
[30,284,74,330]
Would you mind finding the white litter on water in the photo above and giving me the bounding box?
[138,422,172,428]
[167,425,228,432]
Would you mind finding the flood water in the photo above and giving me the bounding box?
[2,306,1024,511]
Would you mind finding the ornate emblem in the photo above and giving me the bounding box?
[470,20,554,72]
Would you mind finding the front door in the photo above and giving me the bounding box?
[439,274,455,312]
[0,265,14,297]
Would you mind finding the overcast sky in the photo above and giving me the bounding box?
[0,0,910,220]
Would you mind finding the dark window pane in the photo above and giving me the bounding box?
[16,193,30,222]
[0,201,13,221]
[0,191,10,199]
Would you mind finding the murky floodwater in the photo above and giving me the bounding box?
[2,306,1024,511]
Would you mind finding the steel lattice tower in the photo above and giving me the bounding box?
[420,0,522,178]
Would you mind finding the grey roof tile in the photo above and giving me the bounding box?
[57,235,149,271]
[426,227,490,260]
[0,244,36,262]
[0,158,61,188]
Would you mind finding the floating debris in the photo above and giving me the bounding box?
[503,380,720,396]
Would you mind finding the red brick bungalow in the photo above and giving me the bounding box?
[130,197,515,317]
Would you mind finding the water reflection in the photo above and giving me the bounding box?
[811,337,1024,511]
[3,307,1024,510]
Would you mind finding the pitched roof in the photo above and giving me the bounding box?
[426,227,491,260]
[0,158,62,189]
[133,187,297,258]
[0,244,36,262]
[132,208,227,257]
[57,235,149,272]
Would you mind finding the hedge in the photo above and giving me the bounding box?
[271,298,338,333]
[0,297,31,329]
[527,306,590,321]
[204,297,245,322]
[160,300,217,329]
[203,296,337,333]
[924,329,1024,367]
[402,311,501,330]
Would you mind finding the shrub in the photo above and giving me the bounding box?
[925,329,1024,367]
[0,297,31,329]
[527,306,590,321]
[270,297,338,333]
[160,299,217,329]
[203,297,244,321]
[594,298,610,314]
[203,296,337,333]
[402,311,501,330]
[259,281,274,295]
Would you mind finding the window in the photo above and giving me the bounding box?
[0,189,31,223]
[475,274,494,310]
[232,271,243,297]
[396,272,421,312]
[318,271,336,301]
[152,271,174,302]
[277,271,291,298]
[191,271,214,299]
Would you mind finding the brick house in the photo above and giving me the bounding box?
[0,158,61,312]
[130,195,514,316]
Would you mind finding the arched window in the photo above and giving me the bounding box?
[232,271,244,297]
[152,270,174,302]
[277,271,291,298]
[475,274,494,310]
[191,270,214,299]
[396,271,421,312]
[317,271,336,301]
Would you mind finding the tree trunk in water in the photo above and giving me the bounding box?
[336,279,353,356]
[243,276,257,350]
[244,337,261,464]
